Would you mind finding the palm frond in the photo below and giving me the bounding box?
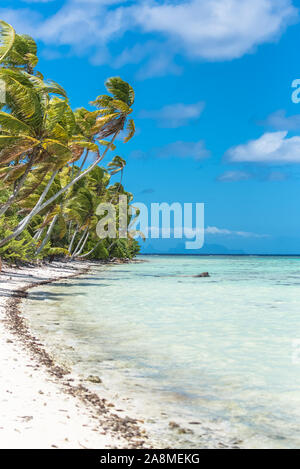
[25,74,67,98]
[124,118,135,143]
[49,123,69,142]
[92,113,119,134]
[42,139,73,167]
[0,20,15,63]
[0,164,26,182]
[0,69,43,128]
[0,111,33,136]
[105,77,135,106]
[69,140,99,163]
[45,97,75,137]
[0,134,40,164]
[98,140,116,151]
[1,33,39,73]
[90,95,113,108]
[110,99,132,114]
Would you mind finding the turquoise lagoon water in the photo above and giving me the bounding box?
[23,256,300,448]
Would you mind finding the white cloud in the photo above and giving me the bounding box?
[130,140,210,160]
[266,170,289,181]
[205,226,268,238]
[226,131,300,164]
[156,140,210,160]
[111,40,182,78]
[0,0,297,78]
[260,109,300,130]
[139,102,205,128]
[217,168,290,181]
[134,0,297,61]
[217,170,252,182]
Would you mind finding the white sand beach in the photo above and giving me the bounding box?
[0,261,149,449]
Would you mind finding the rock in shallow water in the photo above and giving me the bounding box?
[86,375,102,384]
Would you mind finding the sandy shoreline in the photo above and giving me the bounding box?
[0,260,151,449]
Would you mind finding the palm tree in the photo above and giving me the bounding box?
[108,155,126,186]
[0,92,73,215]
[32,168,72,255]
[91,76,135,142]
[66,187,99,258]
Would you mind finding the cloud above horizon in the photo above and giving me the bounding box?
[260,109,300,130]
[131,140,210,161]
[217,170,252,182]
[226,131,300,164]
[139,102,205,128]
[205,226,268,238]
[0,0,297,78]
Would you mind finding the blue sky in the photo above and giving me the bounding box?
[2,0,300,253]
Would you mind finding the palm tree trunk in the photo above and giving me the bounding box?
[107,239,117,253]
[36,213,58,255]
[67,221,72,243]
[0,156,35,216]
[79,150,89,171]
[68,226,78,253]
[73,230,90,258]
[71,227,88,259]
[33,228,44,241]
[79,239,101,258]
[0,170,58,247]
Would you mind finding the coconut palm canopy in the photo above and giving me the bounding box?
[0,20,140,262]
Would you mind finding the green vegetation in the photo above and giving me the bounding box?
[0,20,140,263]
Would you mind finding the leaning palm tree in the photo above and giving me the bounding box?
[0,91,84,246]
[66,187,99,258]
[27,167,72,255]
[107,155,126,186]
[0,89,72,217]
[91,76,135,143]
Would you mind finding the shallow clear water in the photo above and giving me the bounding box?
[23,256,300,448]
